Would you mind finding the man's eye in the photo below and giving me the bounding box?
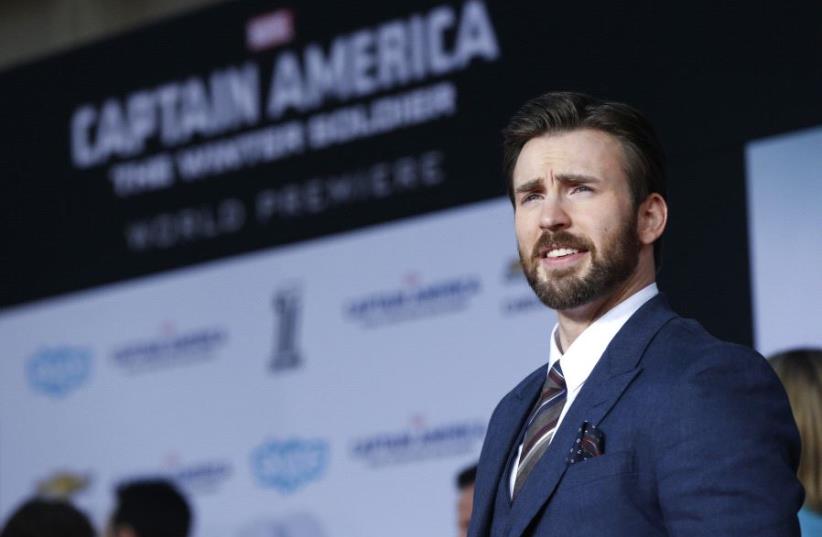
[570,185,593,194]
[521,193,541,204]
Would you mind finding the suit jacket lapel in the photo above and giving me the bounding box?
[471,365,546,537]
[507,295,677,537]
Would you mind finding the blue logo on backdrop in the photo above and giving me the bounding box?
[27,347,92,397]
[251,439,328,493]
[344,273,481,326]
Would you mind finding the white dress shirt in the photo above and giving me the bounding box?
[509,283,659,496]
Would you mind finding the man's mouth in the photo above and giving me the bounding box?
[529,231,593,269]
[543,247,580,259]
[538,246,587,259]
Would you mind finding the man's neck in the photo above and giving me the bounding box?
[555,274,655,352]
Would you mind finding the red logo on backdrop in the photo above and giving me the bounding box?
[246,8,295,51]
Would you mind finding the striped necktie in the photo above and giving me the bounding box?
[513,361,567,498]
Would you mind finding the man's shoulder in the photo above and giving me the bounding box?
[647,312,764,367]
[637,310,782,401]
[623,294,760,364]
[602,294,766,378]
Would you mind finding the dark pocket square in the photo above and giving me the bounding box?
[566,421,605,464]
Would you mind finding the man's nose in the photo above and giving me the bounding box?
[538,196,571,231]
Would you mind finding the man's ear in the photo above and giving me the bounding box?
[637,193,667,245]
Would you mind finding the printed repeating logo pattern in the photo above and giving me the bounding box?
[351,417,486,466]
[345,274,481,326]
[27,347,92,397]
[251,439,329,493]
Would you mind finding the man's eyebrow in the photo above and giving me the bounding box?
[514,179,544,193]
[514,174,601,194]
[554,173,601,184]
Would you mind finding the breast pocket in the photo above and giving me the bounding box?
[560,450,636,490]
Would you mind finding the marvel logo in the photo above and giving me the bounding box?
[246,9,294,51]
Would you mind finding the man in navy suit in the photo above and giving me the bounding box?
[468,92,804,537]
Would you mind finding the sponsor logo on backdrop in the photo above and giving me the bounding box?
[36,471,92,499]
[251,438,328,493]
[162,454,233,495]
[270,285,303,372]
[111,322,227,373]
[351,416,485,466]
[170,462,232,494]
[500,257,543,315]
[116,456,232,496]
[237,513,326,537]
[27,347,92,397]
[344,273,481,326]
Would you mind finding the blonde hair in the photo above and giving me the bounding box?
[770,348,822,512]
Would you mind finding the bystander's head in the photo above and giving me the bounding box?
[456,464,477,537]
[0,498,94,537]
[770,347,822,532]
[107,479,191,537]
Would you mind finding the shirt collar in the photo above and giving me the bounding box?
[548,283,658,393]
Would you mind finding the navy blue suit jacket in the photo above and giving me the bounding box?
[469,295,803,537]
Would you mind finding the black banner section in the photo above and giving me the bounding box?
[2,1,822,345]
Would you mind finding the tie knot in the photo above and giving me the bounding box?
[546,361,566,392]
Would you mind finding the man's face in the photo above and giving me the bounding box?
[512,129,641,311]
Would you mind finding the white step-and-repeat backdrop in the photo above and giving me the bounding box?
[0,197,556,537]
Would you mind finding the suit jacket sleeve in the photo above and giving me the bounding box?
[653,341,804,536]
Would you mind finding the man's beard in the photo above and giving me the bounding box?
[519,215,641,311]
